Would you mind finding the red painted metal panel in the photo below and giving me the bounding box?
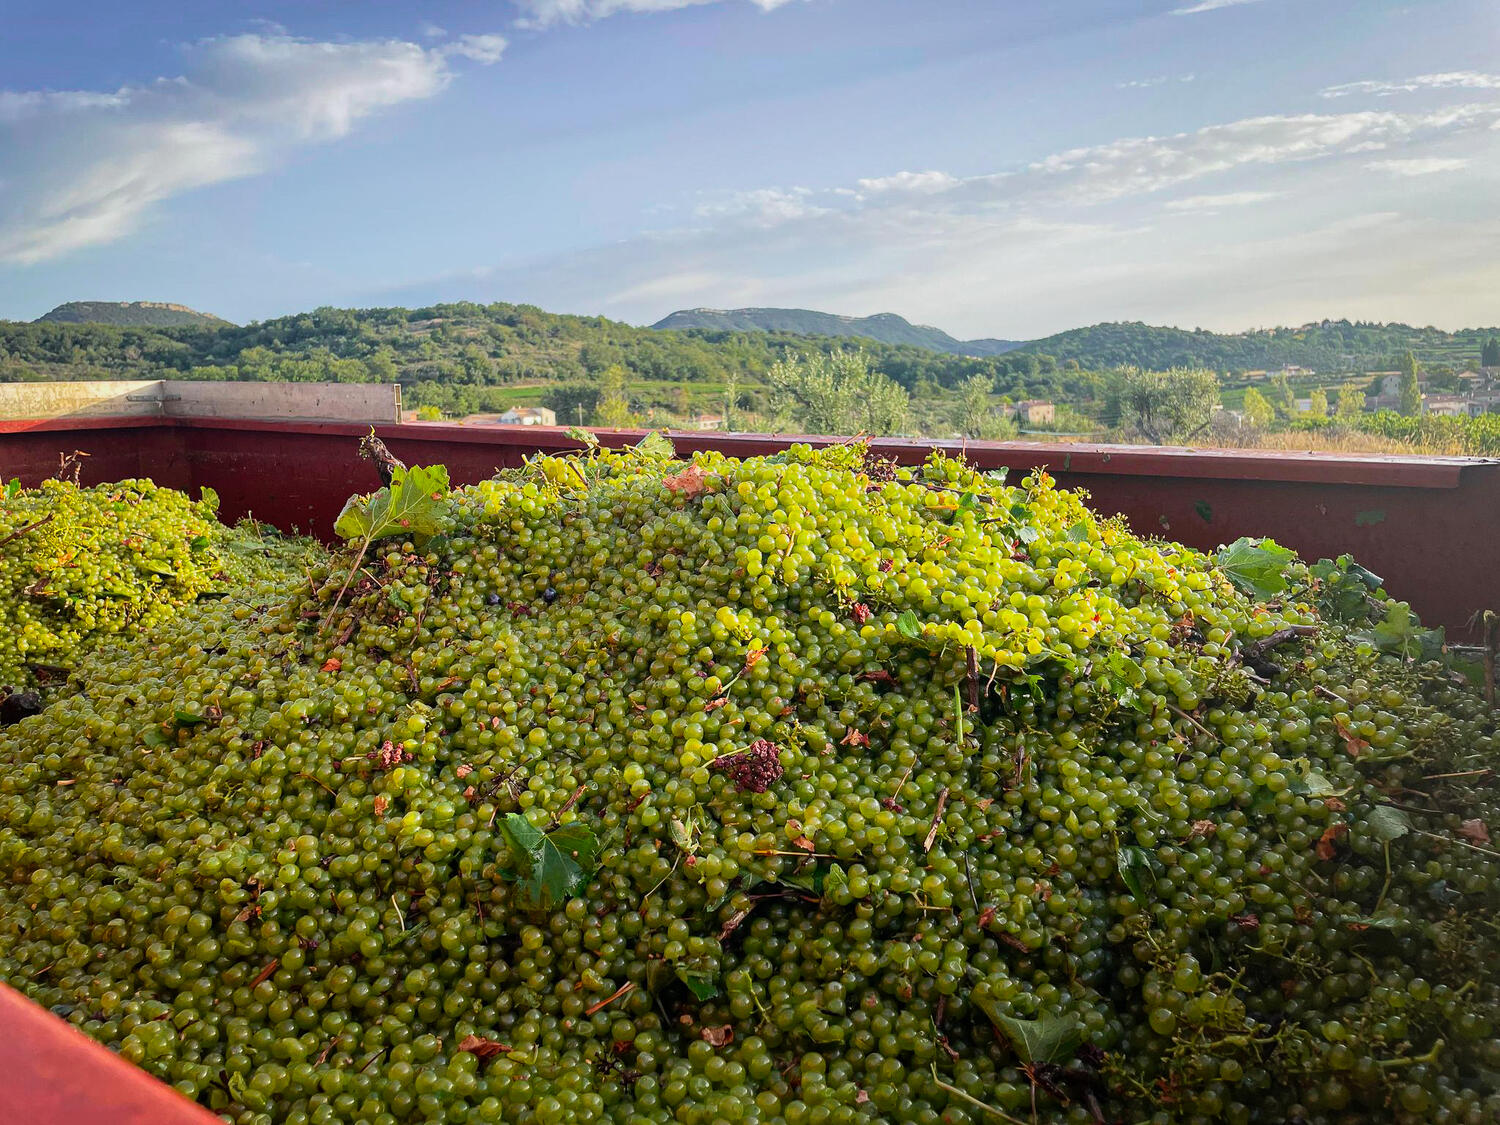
[0,983,220,1124]
[1,417,1495,632]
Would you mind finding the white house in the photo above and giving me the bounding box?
[496,406,557,426]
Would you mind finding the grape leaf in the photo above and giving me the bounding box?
[1366,805,1411,844]
[1358,601,1444,662]
[895,610,923,639]
[1116,845,1159,903]
[497,814,600,910]
[676,967,720,1001]
[1216,537,1297,600]
[635,431,674,459]
[334,464,450,544]
[565,427,599,448]
[972,997,1084,1065]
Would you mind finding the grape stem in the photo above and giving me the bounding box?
[0,513,54,548]
[928,1064,1028,1125]
[1168,704,1217,744]
[1375,1039,1443,1068]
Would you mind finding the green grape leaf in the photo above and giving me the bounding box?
[675,967,720,1001]
[1359,601,1444,661]
[1216,537,1297,600]
[1366,806,1411,844]
[334,464,450,544]
[895,610,923,639]
[3,478,21,498]
[972,997,1084,1065]
[497,814,599,910]
[566,427,600,448]
[1116,845,1159,903]
[189,535,212,550]
[1015,524,1042,546]
[635,431,674,459]
[141,726,169,748]
[1065,521,1091,543]
[199,486,220,512]
[821,862,848,906]
[1289,766,1337,797]
[173,710,207,727]
[1105,651,1146,710]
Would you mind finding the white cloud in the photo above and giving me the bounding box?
[1366,157,1470,176]
[1117,74,1196,90]
[0,33,503,264]
[694,187,828,224]
[444,34,508,64]
[1164,190,1281,211]
[418,97,1500,335]
[513,0,798,29]
[1172,0,1266,15]
[1322,71,1500,98]
[855,170,959,195]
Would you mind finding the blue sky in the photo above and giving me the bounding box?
[2,0,1498,337]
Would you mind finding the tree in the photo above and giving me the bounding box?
[767,348,908,436]
[1398,349,1420,378]
[1242,386,1274,429]
[956,374,1000,439]
[596,365,637,428]
[1306,388,1328,419]
[541,382,602,426]
[1399,370,1422,417]
[1335,386,1364,419]
[1482,337,1500,367]
[1268,373,1295,418]
[722,370,740,432]
[1113,367,1220,445]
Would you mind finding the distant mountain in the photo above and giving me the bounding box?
[35,301,231,328]
[652,307,1024,357]
[1013,320,1499,372]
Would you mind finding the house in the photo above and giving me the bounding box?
[691,414,724,431]
[1007,400,1056,426]
[496,406,557,426]
[1422,394,1472,418]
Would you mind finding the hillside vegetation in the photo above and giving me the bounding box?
[34,301,231,328]
[652,306,1022,356]
[1021,319,1498,372]
[0,302,1072,418]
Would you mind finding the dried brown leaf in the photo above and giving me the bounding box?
[1316,821,1349,860]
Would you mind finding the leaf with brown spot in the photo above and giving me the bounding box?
[1316,822,1349,860]
[321,658,342,673]
[840,728,869,747]
[700,1025,734,1047]
[458,1035,512,1064]
[1324,797,1346,812]
[663,464,714,498]
[1459,818,1491,845]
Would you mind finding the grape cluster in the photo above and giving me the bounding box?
[709,739,784,793]
[0,441,1496,1125]
[0,478,311,694]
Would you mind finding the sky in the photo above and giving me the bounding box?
[1,0,1498,338]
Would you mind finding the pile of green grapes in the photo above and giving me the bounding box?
[0,477,310,695]
[1,442,1496,1125]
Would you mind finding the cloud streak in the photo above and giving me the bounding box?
[1322,71,1500,98]
[1171,0,1266,15]
[1366,157,1469,176]
[512,0,799,29]
[0,33,503,265]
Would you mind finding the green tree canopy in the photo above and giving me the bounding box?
[1242,386,1274,429]
[1111,367,1220,445]
[1398,370,1422,417]
[767,349,909,436]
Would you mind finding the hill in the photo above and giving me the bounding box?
[35,301,231,328]
[652,307,1023,357]
[1,301,1057,419]
[1015,319,1500,372]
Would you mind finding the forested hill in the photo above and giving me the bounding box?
[35,301,231,328]
[1015,319,1500,372]
[0,301,1074,417]
[652,306,1023,357]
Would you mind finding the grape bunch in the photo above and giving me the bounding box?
[0,441,1495,1125]
[0,477,314,696]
